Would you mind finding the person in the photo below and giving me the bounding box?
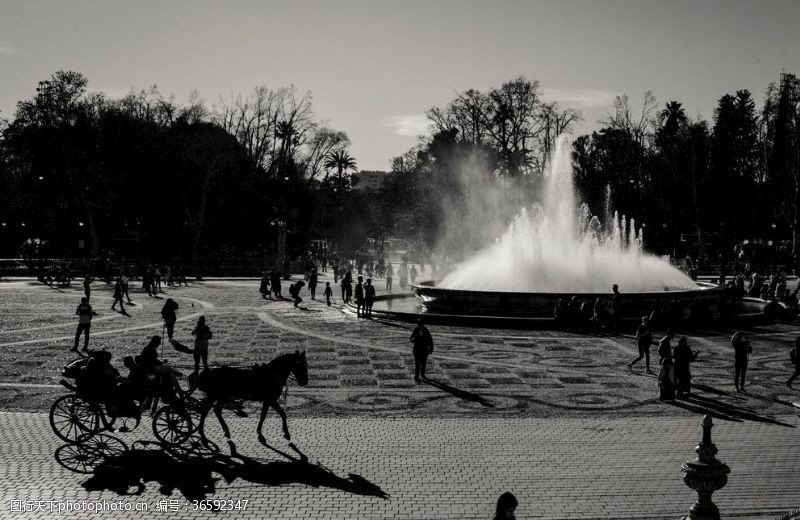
[270,269,282,299]
[658,356,676,401]
[364,278,376,318]
[135,335,183,404]
[409,264,418,284]
[289,281,305,307]
[399,263,408,289]
[259,273,270,299]
[324,282,333,306]
[592,297,607,330]
[111,278,126,313]
[385,262,394,292]
[154,266,162,293]
[658,328,674,363]
[354,276,365,317]
[161,298,179,341]
[342,271,353,304]
[492,492,518,520]
[82,275,94,300]
[673,336,699,398]
[410,319,433,383]
[787,336,800,388]
[731,330,752,392]
[72,297,96,352]
[629,315,654,373]
[553,299,568,328]
[308,268,318,300]
[610,284,622,333]
[191,317,212,375]
[121,271,133,304]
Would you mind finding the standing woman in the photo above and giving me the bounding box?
[191,316,212,376]
[673,336,699,398]
[385,262,394,292]
[731,330,752,392]
[161,298,179,341]
[308,267,318,300]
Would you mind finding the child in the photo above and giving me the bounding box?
[324,282,333,306]
[658,357,675,401]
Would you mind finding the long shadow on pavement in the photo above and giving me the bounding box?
[667,384,795,427]
[422,378,495,408]
[81,440,388,503]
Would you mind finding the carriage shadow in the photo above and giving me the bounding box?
[78,439,388,503]
[667,384,795,427]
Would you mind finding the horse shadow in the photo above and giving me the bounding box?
[422,378,495,408]
[81,440,388,503]
[668,384,795,427]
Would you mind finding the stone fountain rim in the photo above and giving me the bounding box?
[411,280,724,298]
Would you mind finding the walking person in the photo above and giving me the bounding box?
[155,266,162,293]
[385,263,393,292]
[673,336,699,398]
[787,336,800,388]
[731,330,752,392]
[191,316,212,376]
[399,263,408,289]
[121,271,133,304]
[72,297,96,352]
[289,281,305,307]
[409,264,418,284]
[492,492,518,520]
[111,278,126,313]
[354,276,365,317]
[309,268,318,300]
[324,282,333,306]
[364,278,376,318]
[161,298,179,341]
[82,275,94,300]
[259,273,270,300]
[629,315,654,373]
[410,319,433,383]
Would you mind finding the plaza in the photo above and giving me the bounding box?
[1,276,799,519]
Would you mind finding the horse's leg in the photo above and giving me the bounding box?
[198,398,214,445]
[256,400,270,444]
[213,402,231,438]
[270,399,291,441]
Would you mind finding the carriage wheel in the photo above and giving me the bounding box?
[152,405,193,445]
[84,433,129,459]
[165,434,219,460]
[54,443,104,474]
[49,395,100,443]
[181,396,203,434]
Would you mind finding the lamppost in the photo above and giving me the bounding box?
[270,218,286,277]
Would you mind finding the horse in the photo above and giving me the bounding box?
[195,351,308,446]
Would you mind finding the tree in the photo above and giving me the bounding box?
[323,149,357,200]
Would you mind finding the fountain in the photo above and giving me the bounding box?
[410,136,724,319]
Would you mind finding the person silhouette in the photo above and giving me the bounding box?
[354,276,365,317]
[72,297,96,352]
[788,336,800,388]
[324,282,333,306]
[492,492,518,520]
[629,315,654,373]
[731,330,752,392]
[111,278,126,314]
[410,319,433,383]
[364,278,376,318]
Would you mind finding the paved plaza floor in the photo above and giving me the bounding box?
[0,275,799,519]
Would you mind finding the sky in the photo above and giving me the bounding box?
[1,0,799,171]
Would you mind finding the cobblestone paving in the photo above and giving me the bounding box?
[2,412,800,520]
[1,276,800,518]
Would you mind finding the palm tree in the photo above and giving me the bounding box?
[659,101,687,140]
[324,149,357,204]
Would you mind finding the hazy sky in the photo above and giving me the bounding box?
[1,0,798,170]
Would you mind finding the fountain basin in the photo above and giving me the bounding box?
[411,280,726,319]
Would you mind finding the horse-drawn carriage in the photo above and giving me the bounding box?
[50,350,206,472]
[50,347,310,474]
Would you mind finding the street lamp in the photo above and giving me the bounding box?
[78,222,84,227]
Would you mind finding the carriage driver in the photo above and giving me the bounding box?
[135,335,185,401]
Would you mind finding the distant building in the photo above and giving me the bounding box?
[353,170,389,190]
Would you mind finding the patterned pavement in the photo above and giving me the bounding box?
[0,276,799,518]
